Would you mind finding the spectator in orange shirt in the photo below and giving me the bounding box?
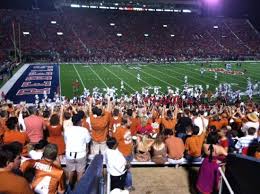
[0,110,8,141]
[161,105,178,132]
[20,144,65,194]
[185,125,206,162]
[109,108,122,136]
[127,109,140,136]
[89,97,112,155]
[0,143,33,194]
[208,115,223,130]
[3,117,30,155]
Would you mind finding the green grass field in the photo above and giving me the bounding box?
[60,62,260,99]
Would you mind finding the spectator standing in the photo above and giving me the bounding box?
[105,137,128,191]
[64,113,91,185]
[89,97,111,155]
[24,106,45,144]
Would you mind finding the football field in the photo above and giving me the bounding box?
[60,62,260,99]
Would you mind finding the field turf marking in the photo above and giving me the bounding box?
[73,64,86,88]
[118,66,152,86]
[88,65,108,88]
[102,65,136,92]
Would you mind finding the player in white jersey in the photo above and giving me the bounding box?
[137,73,140,82]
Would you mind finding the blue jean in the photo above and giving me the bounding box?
[124,155,133,188]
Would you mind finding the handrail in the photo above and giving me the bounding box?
[218,167,234,194]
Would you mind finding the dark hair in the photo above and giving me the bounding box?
[192,125,200,135]
[0,110,7,118]
[0,147,15,167]
[6,117,18,130]
[164,128,174,136]
[34,139,48,150]
[207,132,219,162]
[43,110,50,118]
[166,110,172,119]
[72,114,81,126]
[113,109,119,117]
[42,144,58,161]
[2,142,22,157]
[0,143,20,167]
[248,127,256,135]
[50,114,60,126]
[106,137,117,149]
[77,110,86,119]
[92,107,102,116]
[63,111,71,120]
[127,109,133,117]
[28,106,37,115]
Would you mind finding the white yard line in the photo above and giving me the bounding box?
[119,66,152,86]
[58,64,62,95]
[72,64,86,88]
[146,66,184,83]
[102,66,136,92]
[88,65,108,88]
[141,69,174,86]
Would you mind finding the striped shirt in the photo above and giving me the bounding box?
[235,135,255,153]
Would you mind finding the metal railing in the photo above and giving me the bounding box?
[218,167,234,194]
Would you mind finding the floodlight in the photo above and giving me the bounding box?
[23,32,30,35]
[170,34,175,37]
[57,32,63,35]
[71,4,80,8]
[163,25,167,28]
[117,33,122,37]
[51,21,56,24]
[110,23,115,26]
[213,25,218,29]
[183,9,191,13]
[144,34,149,37]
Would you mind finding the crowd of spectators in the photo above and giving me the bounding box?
[0,92,259,193]
[0,9,259,63]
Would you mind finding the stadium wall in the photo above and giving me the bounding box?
[223,154,260,194]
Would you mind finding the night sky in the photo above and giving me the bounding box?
[0,0,259,29]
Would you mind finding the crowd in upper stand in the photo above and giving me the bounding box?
[0,9,259,63]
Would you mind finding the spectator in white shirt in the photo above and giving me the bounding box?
[235,127,256,154]
[64,114,91,186]
[192,111,208,135]
[105,137,128,191]
[241,113,259,135]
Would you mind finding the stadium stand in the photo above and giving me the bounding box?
[0,9,259,63]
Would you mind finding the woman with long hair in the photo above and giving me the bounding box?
[151,134,167,164]
[196,132,227,194]
[46,114,65,155]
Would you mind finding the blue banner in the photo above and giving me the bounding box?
[6,64,60,104]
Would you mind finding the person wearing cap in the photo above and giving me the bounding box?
[241,112,259,135]
[64,113,91,186]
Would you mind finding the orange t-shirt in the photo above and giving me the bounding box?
[209,120,223,130]
[90,111,110,142]
[114,126,133,157]
[3,130,30,155]
[109,115,122,133]
[185,132,206,157]
[20,159,65,194]
[161,118,176,130]
[130,117,141,136]
[0,170,33,194]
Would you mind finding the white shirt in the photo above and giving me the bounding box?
[193,116,209,135]
[235,135,255,153]
[64,125,91,159]
[29,150,43,160]
[105,148,127,176]
[241,121,259,135]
